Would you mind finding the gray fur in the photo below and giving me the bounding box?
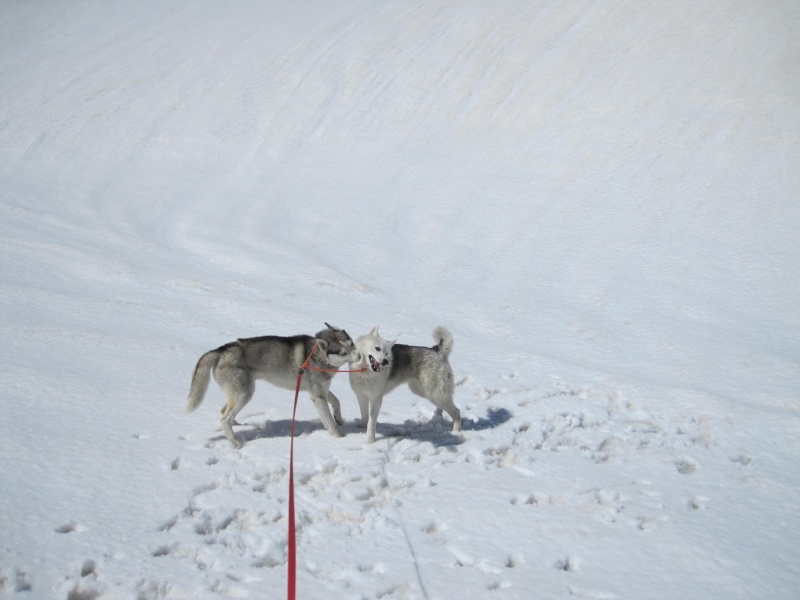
[348,326,462,443]
[186,324,360,448]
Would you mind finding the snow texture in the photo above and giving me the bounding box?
[1,1,798,599]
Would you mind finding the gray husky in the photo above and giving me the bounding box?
[348,326,462,443]
[186,323,360,448]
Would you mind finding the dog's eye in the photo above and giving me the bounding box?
[375,346,380,351]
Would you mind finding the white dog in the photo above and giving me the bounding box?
[348,326,462,442]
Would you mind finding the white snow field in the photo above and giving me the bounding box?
[1,1,798,598]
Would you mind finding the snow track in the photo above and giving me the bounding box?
[3,364,796,598]
[1,1,798,598]
[121,375,774,599]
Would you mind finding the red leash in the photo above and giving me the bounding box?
[287,344,365,600]
[287,367,301,600]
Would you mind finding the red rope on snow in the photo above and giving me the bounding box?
[287,343,367,600]
[287,368,301,600]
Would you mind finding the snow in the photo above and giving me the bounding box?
[1,1,798,598]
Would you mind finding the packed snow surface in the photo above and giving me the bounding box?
[1,1,798,598]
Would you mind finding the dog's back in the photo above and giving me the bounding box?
[233,335,311,388]
[386,327,454,399]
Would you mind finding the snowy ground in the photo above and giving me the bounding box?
[1,1,799,598]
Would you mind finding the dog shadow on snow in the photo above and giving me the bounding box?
[215,407,513,448]
[378,407,513,447]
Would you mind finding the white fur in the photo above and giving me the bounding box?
[348,326,462,443]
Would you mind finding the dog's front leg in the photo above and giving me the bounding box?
[326,390,344,426]
[310,386,343,438]
[366,395,383,444]
[356,392,370,429]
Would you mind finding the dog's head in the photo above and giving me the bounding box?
[315,323,360,367]
[354,325,395,373]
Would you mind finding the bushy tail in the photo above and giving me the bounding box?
[185,350,220,413]
[432,326,454,358]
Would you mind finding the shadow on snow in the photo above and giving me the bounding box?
[209,407,513,447]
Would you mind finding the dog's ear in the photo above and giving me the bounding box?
[370,325,380,336]
[315,338,330,354]
[326,322,352,341]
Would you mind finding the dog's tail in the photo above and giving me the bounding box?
[432,326,454,359]
[185,350,221,413]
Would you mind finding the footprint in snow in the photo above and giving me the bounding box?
[675,457,698,474]
[190,481,219,497]
[553,555,580,572]
[151,544,174,558]
[638,515,669,530]
[487,580,513,591]
[448,546,503,573]
[80,560,96,578]
[422,520,448,536]
[158,515,179,531]
[56,521,83,534]
[506,553,525,568]
[67,580,103,600]
[0,569,32,593]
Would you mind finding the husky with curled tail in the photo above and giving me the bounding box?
[185,323,360,448]
[348,326,462,443]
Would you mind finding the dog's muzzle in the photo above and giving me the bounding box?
[369,355,381,372]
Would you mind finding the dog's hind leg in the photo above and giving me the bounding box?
[220,394,252,448]
[448,404,462,432]
[429,395,461,433]
[442,399,462,432]
[219,404,243,426]
[409,378,462,433]
[218,372,254,448]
